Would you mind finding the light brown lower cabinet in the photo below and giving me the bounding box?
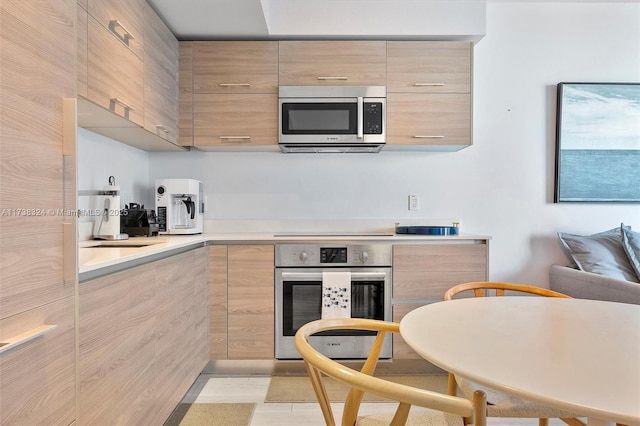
[209,245,275,360]
[78,248,209,425]
[392,243,488,359]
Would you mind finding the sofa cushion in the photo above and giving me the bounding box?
[558,225,639,282]
[622,227,640,281]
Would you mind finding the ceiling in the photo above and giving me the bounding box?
[146,0,488,42]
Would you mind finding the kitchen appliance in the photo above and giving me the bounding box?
[121,203,159,237]
[155,179,203,235]
[275,243,392,359]
[278,86,386,153]
[93,176,128,240]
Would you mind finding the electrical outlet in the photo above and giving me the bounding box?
[408,194,419,211]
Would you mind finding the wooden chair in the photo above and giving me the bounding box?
[294,318,487,426]
[443,282,586,426]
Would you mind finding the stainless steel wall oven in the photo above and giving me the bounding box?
[275,244,392,359]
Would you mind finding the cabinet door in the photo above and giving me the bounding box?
[143,1,178,144]
[193,94,278,147]
[228,245,274,359]
[78,264,157,425]
[193,41,278,93]
[77,5,88,98]
[387,93,471,148]
[193,247,210,373]
[87,0,144,58]
[279,41,387,86]
[87,15,144,126]
[179,42,194,147]
[0,297,75,425]
[153,251,198,425]
[209,245,228,360]
[0,0,75,320]
[387,42,472,93]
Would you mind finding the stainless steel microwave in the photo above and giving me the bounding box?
[278,86,386,153]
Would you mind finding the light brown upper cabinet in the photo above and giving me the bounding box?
[279,41,387,86]
[86,13,144,126]
[193,93,278,148]
[387,41,472,93]
[87,0,144,59]
[189,41,279,149]
[386,41,473,150]
[143,1,179,144]
[193,41,278,93]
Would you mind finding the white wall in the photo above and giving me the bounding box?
[81,2,640,286]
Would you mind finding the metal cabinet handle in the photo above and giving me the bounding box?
[413,83,445,87]
[0,325,58,355]
[218,83,251,87]
[155,125,170,133]
[220,136,252,143]
[414,135,445,139]
[109,19,135,41]
[110,97,135,111]
[317,76,348,80]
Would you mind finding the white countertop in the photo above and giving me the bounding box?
[78,232,490,278]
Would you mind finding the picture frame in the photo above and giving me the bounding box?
[554,82,640,202]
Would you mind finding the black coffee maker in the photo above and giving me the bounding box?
[121,203,160,237]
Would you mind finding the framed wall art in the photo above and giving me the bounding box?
[554,82,640,202]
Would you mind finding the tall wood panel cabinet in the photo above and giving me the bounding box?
[209,245,275,360]
[386,41,473,150]
[0,1,76,424]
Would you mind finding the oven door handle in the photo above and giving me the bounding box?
[280,272,387,280]
[357,96,364,139]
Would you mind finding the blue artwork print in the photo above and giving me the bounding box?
[555,83,640,202]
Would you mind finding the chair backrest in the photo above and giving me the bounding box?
[294,318,487,426]
[444,281,572,301]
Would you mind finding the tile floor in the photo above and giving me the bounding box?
[182,375,572,426]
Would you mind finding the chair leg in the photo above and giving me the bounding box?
[447,372,458,396]
[560,418,586,426]
[389,402,411,426]
[539,419,549,426]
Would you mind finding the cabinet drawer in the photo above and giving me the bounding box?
[392,303,424,360]
[0,297,75,425]
[387,93,471,147]
[88,0,144,58]
[87,16,143,126]
[387,41,472,93]
[394,244,487,271]
[193,94,277,147]
[393,271,488,300]
[193,41,278,93]
[279,41,386,86]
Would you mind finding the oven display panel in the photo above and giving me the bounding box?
[320,247,347,263]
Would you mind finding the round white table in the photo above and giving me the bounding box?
[399,297,640,426]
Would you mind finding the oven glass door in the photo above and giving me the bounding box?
[281,273,386,337]
[281,99,358,135]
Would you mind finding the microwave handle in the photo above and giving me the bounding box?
[357,96,363,139]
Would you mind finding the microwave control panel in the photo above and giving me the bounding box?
[363,102,383,134]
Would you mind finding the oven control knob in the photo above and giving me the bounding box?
[299,251,308,262]
[360,251,369,263]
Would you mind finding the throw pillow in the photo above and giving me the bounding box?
[557,225,639,282]
[622,227,640,281]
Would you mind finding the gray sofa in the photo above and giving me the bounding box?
[549,264,640,305]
